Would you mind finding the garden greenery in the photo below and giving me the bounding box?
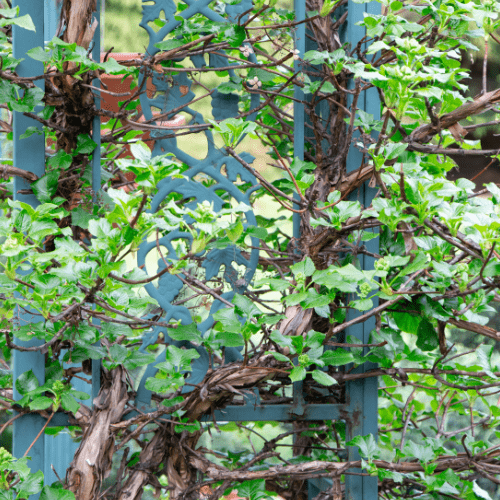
[2,0,500,499]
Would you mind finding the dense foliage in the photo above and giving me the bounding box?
[2,0,500,499]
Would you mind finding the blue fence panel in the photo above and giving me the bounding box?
[10,1,380,499]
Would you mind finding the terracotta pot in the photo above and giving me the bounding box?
[199,485,285,500]
[100,52,185,157]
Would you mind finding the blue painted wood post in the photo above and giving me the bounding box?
[91,0,102,409]
[12,0,102,486]
[12,1,46,478]
[344,2,380,500]
[297,1,380,498]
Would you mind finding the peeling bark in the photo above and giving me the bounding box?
[66,368,128,500]
[59,0,98,48]
[115,426,171,500]
[115,359,277,500]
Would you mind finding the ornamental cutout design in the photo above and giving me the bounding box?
[135,0,260,408]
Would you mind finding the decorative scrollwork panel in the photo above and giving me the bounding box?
[135,0,260,408]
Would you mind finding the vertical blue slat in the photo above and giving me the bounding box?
[12,0,46,479]
[92,0,102,199]
[44,374,89,485]
[344,2,380,500]
[292,4,308,496]
[293,0,305,240]
[91,0,102,405]
[44,0,61,43]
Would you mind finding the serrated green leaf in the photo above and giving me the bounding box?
[289,365,306,382]
[416,318,438,352]
[39,486,76,500]
[312,369,337,386]
[61,392,80,414]
[16,470,43,500]
[9,14,36,32]
[29,396,53,411]
[321,349,354,366]
[31,170,59,203]
[75,134,97,155]
[15,369,39,396]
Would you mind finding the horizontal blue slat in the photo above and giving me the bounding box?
[46,403,349,426]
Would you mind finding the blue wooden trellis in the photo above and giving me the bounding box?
[11,0,379,498]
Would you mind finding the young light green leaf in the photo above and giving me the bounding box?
[312,369,337,386]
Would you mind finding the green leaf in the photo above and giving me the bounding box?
[71,206,95,230]
[63,343,106,363]
[269,352,291,362]
[61,393,80,414]
[393,311,420,335]
[245,226,267,239]
[154,39,184,51]
[75,134,97,155]
[291,256,315,277]
[473,481,493,500]
[145,377,176,394]
[8,457,31,479]
[70,390,90,401]
[29,396,53,411]
[398,252,428,277]
[320,0,339,17]
[215,331,243,347]
[40,106,56,120]
[213,307,243,333]
[124,351,157,370]
[168,323,202,343]
[347,434,379,459]
[30,220,59,242]
[312,369,337,386]
[174,418,201,433]
[483,260,500,278]
[39,486,76,500]
[108,344,128,364]
[233,294,261,318]
[314,304,331,318]
[321,349,354,366]
[9,14,36,32]
[130,141,152,163]
[405,440,435,462]
[390,0,403,10]
[289,365,306,382]
[15,369,39,395]
[163,345,200,371]
[47,150,72,171]
[336,264,366,282]
[226,219,244,242]
[16,470,43,500]
[248,67,276,83]
[416,318,438,351]
[11,87,44,113]
[27,46,51,62]
[226,25,246,48]
[31,170,59,203]
[270,329,293,349]
[0,7,19,19]
[236,480,265,499]
[20,126,43,139]
[350,298,373,311]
